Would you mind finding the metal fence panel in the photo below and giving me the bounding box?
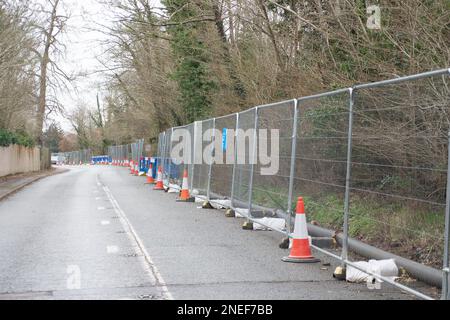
[187,123,195,191]
[210,114,237,202]
[171,125,188,189]
[350,73,450,297]
[250,100,295,232]
[163,129,172,187]
[293,90,351,257]
[192,119,214,198]
[231,108,257,215]
[158,132,166,173]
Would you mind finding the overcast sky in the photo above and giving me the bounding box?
[49,0,161,132]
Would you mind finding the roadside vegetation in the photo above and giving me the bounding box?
[0,129,35,148]
[249,183,444,269]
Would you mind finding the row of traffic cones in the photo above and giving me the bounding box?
[112,160,129,166]
[152,166,192,202]
[124,159,318,264]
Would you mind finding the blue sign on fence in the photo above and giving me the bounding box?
[222,128,227,152]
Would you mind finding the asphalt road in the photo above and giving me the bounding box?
[0,165,412,300]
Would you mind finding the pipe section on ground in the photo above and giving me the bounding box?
[307,224,442,288]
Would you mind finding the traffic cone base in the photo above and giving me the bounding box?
[281,255,320,263]
[282,238,320,263]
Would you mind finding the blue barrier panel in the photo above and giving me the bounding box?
[152,157,158,178]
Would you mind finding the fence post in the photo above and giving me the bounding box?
[164,132,169,183]
[160,133,165,175]
[168,129,174,186]
[247,107,259,219]
[207,118,216,201]
[286,99,299,235]
[189,124,196,192]
[230,113,239,209]
[342,88,355,264]
[442,131,450,300]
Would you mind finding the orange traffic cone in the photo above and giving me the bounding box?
[154,166,164,190]
[130,161,135,174]
[134,164,139,176]
[282,197,320,263]
[177,169,194,202]
[146,164,155,184]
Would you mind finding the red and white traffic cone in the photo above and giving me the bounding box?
[130,161,135,174]
[146,164,155,184]
[282,197,320,263]
[134,164,139,176]
[154,166,164,190]
[177,169,194,202]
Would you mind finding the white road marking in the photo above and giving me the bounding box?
[97,175,173,300]
[107,245,119,254]
[66,265,81,290]
[101,220,110,225]
[97,206,106,210]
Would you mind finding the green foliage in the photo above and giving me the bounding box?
[303,194,345,229]
[42,123,63,153]
[163,0,216,123]
[0,128,35,148]
[0,129,14,147]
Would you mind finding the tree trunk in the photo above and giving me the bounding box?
[36,0,59,146]
[212,2,246,102]
[257,0,284,72]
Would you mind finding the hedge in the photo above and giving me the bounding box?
[0,128,35,148]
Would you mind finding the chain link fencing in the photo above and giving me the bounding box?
[191,119,214,199]
[60,149,92,165]
[209,114,237,203]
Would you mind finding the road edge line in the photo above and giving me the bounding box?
[99,176,173,300]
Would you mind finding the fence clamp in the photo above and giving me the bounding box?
[443,268,450,273]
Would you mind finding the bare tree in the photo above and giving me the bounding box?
[0,1,37,133]
[34,0,70,145]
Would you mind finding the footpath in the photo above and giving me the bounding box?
[0,167,68,201]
